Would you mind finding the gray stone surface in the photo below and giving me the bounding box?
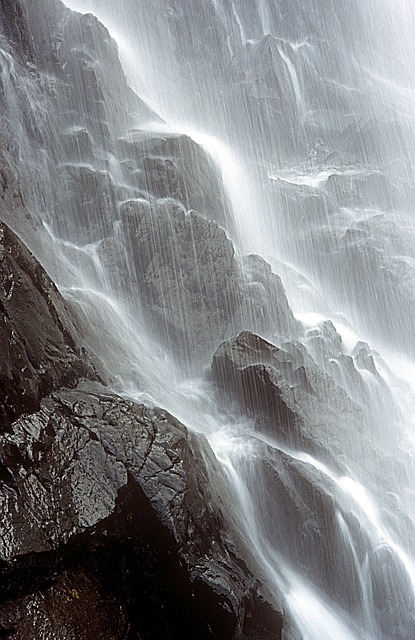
[212,331,362,457]
[120,198,243,361]
[0,220,93,428]
[0,387,283,639]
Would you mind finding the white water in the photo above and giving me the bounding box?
[57,0,415,636]
[3,0,415,637]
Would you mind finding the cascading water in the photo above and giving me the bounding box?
[2,0,415,638]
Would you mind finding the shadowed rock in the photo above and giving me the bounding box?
[212,331,361,457]
[120,198,243,362]
[118,131,232,230]
[0,220,94,428]
[0,387,283,639]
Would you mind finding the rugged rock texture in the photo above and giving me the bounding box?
[0,570,130,640]
[0,387,283,639]
[270,164,415,358]
[119,197,243,361]
[228,254,298,346]
[210,332,378,617]
[211,331,361,457]
[0,3,290,638]
[1,0,296,370]
[228,35,304,158]
[0,142,26,235]
[0,216,283,638]
[0,0,33,62]
[233,433,370,619]
[117,131,232,230]
[0,220,93,428]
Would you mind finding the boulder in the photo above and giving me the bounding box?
[120,198,243,362]
[227,254,298,343]
[0,386,283,639]
[117,131,232,229]
[235,435,369,618]
[211,331,361,457]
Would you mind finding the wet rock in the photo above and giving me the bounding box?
[0,570,131,640]
[118,205,297,366]
[0,220,94,428]
[228,35,304,159]
[212,331,361,456]
[326,169,396,210]
[240,436,368,617]
[228,254,299,342]
[59,164,119,241]
[0,387,283,639]
[121,198,243,362]
[117,130,232,229]
[0,0,33,63]
[0,144,25,227]
[20,0,158,137]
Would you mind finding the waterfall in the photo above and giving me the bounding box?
[2,0,415,637]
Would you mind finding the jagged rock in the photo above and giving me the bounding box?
[18,0,157,136]
[0,570,130,640]
[0,143,25,227]
[228,254,298,342]
[120,198,243,361]
[58,164,119,240]
[0,220,93,428]
[211,331,361,456]
[0,0,33,62]
[226,35,305,159]
[238,435,369,618]
[0,386,283,639]
[117,131,232,229]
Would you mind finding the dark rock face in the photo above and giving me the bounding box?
[0,387,282,639]
[0,143,26,234]
[0,220,93,428]
[0,570,130,640]
[233,433,369,618]
[0,0,296,372]
[0,0,33,62]
[210,332,376,616]
[120,197,243,361]
[0,3,288,638]
[211,331,361,456]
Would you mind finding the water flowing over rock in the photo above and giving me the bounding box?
[0,387,282,639]
[1,0,415,638]
[0,220,93,427]
[212,331,361,456]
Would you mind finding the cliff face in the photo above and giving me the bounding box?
[0,221,94,428]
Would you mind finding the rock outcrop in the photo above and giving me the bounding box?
[211,331,361,457]
[117,131,232,230]
[0,220,93,428]
[119,197,243,361]
[0,387,283,639]
[0,200,282,638]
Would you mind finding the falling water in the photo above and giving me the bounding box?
[2,0,415,637]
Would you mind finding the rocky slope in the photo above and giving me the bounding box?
[0,385,283,639]
[0,220,93,428]
[0,213,284,638]
[0,3,287,633]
